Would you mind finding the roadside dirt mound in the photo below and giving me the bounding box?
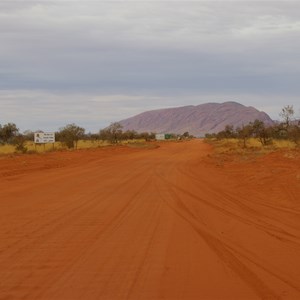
[0,140,299,299]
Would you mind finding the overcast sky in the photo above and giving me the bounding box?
[0,0,299,132]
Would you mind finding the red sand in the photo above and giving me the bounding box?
[0,140,299,299]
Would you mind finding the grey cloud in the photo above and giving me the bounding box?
[0,1,299,130]
[1,90,299,133]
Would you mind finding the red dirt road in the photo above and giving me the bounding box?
[0,140,300,299]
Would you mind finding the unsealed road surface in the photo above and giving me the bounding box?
[0,140,300,299]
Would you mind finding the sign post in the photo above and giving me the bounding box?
[34,132,55,150]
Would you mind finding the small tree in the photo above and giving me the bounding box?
[58,123,85,149]
[236,124,253,148]
[139,132,156,141]
[123,130,138,140]
[279,105,294,128]
[217,125,235,139]
[12,135,27,153]
[0,123,19,144]
[100,122,123,144]
[251,119,272,146]
[109,122,123,143]
[288,125,300,145]
[99,128,109,141]
[181,132,190,139]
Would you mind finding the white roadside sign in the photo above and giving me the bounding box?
[34,132,55,144]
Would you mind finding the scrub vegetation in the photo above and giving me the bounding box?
[205,105,300,157]
[0,122,158,155]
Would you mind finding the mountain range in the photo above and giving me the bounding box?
[119,101,273,137]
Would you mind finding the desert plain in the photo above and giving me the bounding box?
[0,140,300,299]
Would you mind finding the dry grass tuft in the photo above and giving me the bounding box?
[272,139,297,149]
[205,137,299,165]
[0,144,16,154]
[0,139,148,155]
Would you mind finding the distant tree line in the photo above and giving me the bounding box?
[97,123,156,144]
[55,122,159,148]
[0,119,195,152]
[0,121,159,151]
[205,105,300,147]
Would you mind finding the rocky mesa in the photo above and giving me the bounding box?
[119,101,273,137]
